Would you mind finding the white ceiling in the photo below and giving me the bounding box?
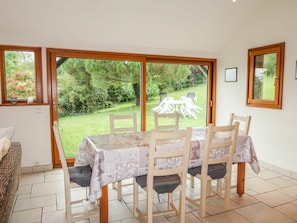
[0,0,275,56]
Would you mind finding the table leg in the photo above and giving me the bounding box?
[237,162,245,196]
[100,185,109,223]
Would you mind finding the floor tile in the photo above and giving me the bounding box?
[31,181,64,197]
[10,208,42,223]
[16,184,32,195]
[254,190,295,207]
[231,193,259,207]
[245,177,279,194]
[201,210,250,223]
[275,203,297,221]
[267,176,297,188]
[20,172,45,185]
[278,185,297,198]
[109,200,134,222]
[257,169,282,180]
[10,165,297,223]
[13,195,56,212]
[235,203,295,223]
[42,211,66,223]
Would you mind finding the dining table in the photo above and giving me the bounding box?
[74,127,260,223]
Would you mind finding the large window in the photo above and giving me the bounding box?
[47,48,216,166]
[246,42,285,109]
[0,45,43,104]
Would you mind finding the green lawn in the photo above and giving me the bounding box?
[263,77,275,100]
[59,85,207,157]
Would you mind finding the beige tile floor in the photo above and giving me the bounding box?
[9,164,297,223]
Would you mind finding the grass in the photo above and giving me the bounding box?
[59,85,207,157]
[263,77,275,100]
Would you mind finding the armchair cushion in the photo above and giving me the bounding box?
[0,127,15,140]
[68,165,92,187]
[136,174,180,194]
[188,164,227,179]
[0,137,11,161]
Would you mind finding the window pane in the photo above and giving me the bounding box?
[253,53,276,101]
[56,57,141,157]
[4,50,36,101]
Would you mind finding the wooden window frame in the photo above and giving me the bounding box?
[0,45,43,105]
[246,42,285,109]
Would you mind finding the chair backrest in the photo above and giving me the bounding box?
[229,113,251,135]
[147,127,192,191]
[53,121,98,223]
[52,121,70,183]
[109,113,137,134]
[154,112,179,131]
[186,91,197,102]
[152,97,175,114]
[52,121,72,219]
[201,122,239,179]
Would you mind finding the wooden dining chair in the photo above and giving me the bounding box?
[154,111,179,131]
[186,91,197,103]
[109,113,137,201]
[179,96,202,119]
[52,121,99,223]
[133,127,192,223]
[229,113,252,190]
[190,113,251,188]
[110,112,137,134]
[151,96,175,114]
[187,122,239,217]
[229,113,251,136]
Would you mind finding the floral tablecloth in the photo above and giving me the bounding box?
[75,127,260,202]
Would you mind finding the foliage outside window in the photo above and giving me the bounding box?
[49,50,213,159]
[246,42,285,109]
[0,45,43,104]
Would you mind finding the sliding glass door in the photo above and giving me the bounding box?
[47,49,216,166]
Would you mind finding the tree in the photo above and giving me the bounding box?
[58,59,109,116]
[5,51,35,99]
[57,58,202,115]
[147,63,191,92]
[85,59,140,105]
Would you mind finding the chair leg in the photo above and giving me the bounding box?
[200,179,208,218]
[112,181,123,201]
[206,180,212,196]
[133,179,138,217]
[168,193,173,210]
[147,189,153,223]
[224,176,231,208]
[179,191,186,223]
[65,185,72,223]
[190,175,194,188]
[217,179,222,196]
[85,187,89,200]
[117,181,122,201]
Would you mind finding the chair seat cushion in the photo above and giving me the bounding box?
[69,165,92,187]
[136,174,180,194]
[188,164,226,179]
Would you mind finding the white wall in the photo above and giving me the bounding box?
[216,0,297,172]
[0,105,52,168]
[0,0,219,58]
[0,0,297,173]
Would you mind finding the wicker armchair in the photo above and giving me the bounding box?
[0,142,22,223]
